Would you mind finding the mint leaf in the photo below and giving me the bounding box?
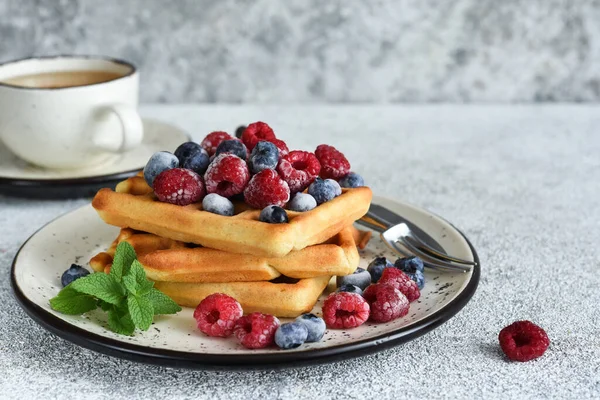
[107,309,135,336]
[122,259,153,295]
[50,286,98,315]
[110,241,137,281]
[127,295,153,331]
[144,288,182,315]
[98,299,114,312]
[70,273,125,305]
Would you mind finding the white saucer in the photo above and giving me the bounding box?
[0,118,190,198]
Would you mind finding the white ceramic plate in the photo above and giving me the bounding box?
[0,119,189,198]
[11,196,479,368]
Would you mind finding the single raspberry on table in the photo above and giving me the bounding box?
[201,131,234,156]
[204,153,250,198]
[268,138,289,157]
[378,267,421,302]
[322,292,370,329]
[498,320,550,362]
[315,144,351,179]
[193,293,243,337]
[241,122,277,152]
[153,168,205,206]
[277,151,321,193]
[234,312,280,349]
[363,284,409,322]
[244,169,290,209]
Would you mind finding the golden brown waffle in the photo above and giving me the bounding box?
[154,276,331,318]
[90,226,369,282]
[92,175,372,258]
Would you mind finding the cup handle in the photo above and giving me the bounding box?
[93,104,144,153]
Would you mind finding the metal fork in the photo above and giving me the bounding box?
[357,210,475,272]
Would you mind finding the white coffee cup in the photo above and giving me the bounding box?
[0,55,143,169]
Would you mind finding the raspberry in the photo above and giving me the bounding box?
[193,293,243,337]
[378,268,421,302]
[241,122,276,152]
[322,292,370,329]
[315,144,351,179]
[499,321,550,362]
[243,169,290,209]
[153,168,205,206]
[201,131,234,156]
[204,153,250,198]
[363,284,409,322]
[276,151,321,194]
[234,312,280,349]
[268,138,289,157]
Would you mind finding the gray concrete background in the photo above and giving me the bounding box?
[1,0,600,103]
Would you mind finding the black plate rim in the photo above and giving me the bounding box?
[10,204,480,370]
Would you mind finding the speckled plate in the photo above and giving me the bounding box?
[11,196,479,369]
[0,119,189,199]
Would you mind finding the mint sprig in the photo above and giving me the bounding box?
[50,241,182,336]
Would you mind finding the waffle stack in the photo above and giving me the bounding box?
[90,175,372,317]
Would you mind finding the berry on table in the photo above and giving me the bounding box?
[204,153,250,198]
[193,293,243,337]
[274,322,309,349]
[143,151,179,187]
[277,150,321,194]
[268,138,289,157]
[249,141,279,174]
[336,267,372,290]
[395,256,425,273]
[295,313,326,342]
[339,172,365,188]
[234,312,280,349]
[336,284,363,296]
[259,205,289,223]
[378,267,420,302]
[202,193,235,216]
[499,321,550,362]
[241,122,276,152]
[201,131,234,156]
[215,139,248,160]
[61,264,90,287]
[363,284,409,322]
[244,169,290,209]
[235,125,246,139]
[322,292,370,329]
[315,144,351,179]
[287,192,317,212]
[307,178,339,205]
[367,257,393,283]
[153,168,205,206]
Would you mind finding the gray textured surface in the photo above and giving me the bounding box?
[2,1,600,102]
[1,105,600,399]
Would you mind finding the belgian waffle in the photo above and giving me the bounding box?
[89,226,369,282]
[92,175,372,258]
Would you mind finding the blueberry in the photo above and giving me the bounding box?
[287,192,317,212]
[408,270,425,289]
[395,256,425,273]
[294,313,326,342]
[249,141,279,174]
[367,257,393,283]
[259,205,289,224]
[202,193,234,216]
[61,264,90,287]
[308,178,338,205]
[336,284,363,296]
[336,267,371,290]
[143,151,179,186]
[325,179,342,196]
[274,322,308,349]
[215,139,247,160]
[174,142,203,164]
[235,125,246,139]
[181,148,210,175]
[339,172,365,188]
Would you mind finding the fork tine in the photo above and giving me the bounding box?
[398,236,472,272]
[403,234,477,266]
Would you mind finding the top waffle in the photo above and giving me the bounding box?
[92,175,372,258]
